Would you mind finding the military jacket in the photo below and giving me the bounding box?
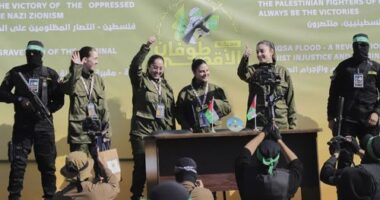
[328,57,380,124]
[61,64,111,144]
[129,44,175,136]
[176,78,231,133]
[238,56,297,129]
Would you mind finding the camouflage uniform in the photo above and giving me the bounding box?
[60,63,111,153]
[238,56,297,129]
[176,78,231,133]
[129,44,175,199]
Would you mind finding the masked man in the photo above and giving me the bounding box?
[328,33,380,169]
[0,40,64,200]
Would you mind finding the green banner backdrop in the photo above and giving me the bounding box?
[0,1,380,198]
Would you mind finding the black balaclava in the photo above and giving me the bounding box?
[174,157,198,184]
[26,40,44,67]
[352,33,369,63]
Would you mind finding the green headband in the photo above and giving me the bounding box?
[366,136,380,161]
[256,150,280,175]
[26,45,45,54]
[353,36,369,43]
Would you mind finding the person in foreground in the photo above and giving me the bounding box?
[235,125,303,200]
[320,134,380,200]
[148,181,189,200]
[53,151,120,200]
[174,157,214,200]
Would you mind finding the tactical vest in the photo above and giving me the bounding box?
[259,168,291,200]
[361,164,380,199]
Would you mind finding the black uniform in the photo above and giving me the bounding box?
[328,56,380,168]
[320,155,343,186]
[0,64,64,200]
[235,148,303,200]
[328,57,380,136]
[320,155,380,200]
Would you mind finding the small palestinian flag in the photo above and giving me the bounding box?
[247,95,257,120]
[205,97,219,124]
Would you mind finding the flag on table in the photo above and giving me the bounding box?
[247,95,257,120]
[205,97,219,124]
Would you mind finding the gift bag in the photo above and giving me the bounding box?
[98,148,122,182]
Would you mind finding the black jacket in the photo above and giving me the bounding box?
[235,148,303,200]
[0,64,64,131]
[328,58,380,124]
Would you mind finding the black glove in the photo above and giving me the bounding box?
[344,136,360,154]
[263,124,281,141]
[17,96,33,111]
[262,124,271,137]
[328,138,341,155]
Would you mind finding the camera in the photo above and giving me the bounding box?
[252,66,281,87]
[82,116,102,136]
[252,65,282,127]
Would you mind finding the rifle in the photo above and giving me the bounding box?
[328,96,345,145]
[18,72,53,126]
[334,96,345,137]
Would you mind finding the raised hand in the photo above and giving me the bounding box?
[147,35,157,47]
[368,112,379,126]
[71,51,82,65]
[243,45,252,58]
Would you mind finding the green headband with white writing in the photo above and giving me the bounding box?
[353,36,369,44]
[26,45,45,54]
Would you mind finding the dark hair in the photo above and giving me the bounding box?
[191,58,207,73]
[256,40,276,64]
[147,54,164,69]
[79,46,96,60]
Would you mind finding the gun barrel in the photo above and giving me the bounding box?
[336,96,345,136]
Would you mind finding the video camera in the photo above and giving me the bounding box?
[327,135,346,146]
[252,65,282,126]
[327,135,360,156]
[82,116,102,137]
[252,65,281,87]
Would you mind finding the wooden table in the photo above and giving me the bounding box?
[145,128,322,200]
